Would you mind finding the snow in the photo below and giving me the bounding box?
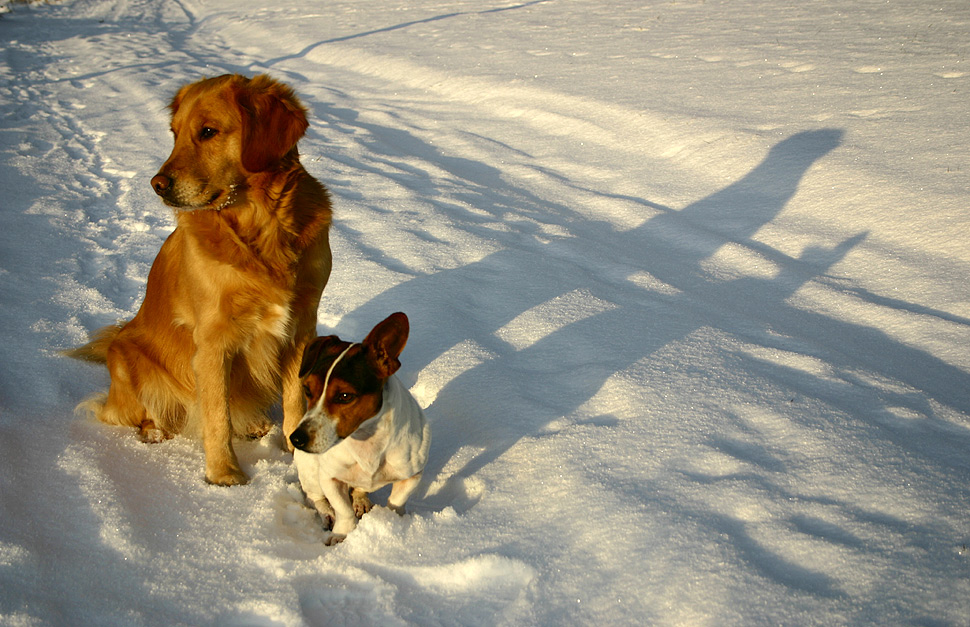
[1,0,969,624]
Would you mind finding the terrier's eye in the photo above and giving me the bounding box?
[332,392,357,405]
[301,384,312,398]
[199,127,218,140]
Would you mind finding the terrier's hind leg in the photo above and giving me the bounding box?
[387,473,423,515]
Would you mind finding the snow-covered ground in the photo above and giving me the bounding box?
[2,0,969,624]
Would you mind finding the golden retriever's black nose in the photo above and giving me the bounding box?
[151,174,172,196]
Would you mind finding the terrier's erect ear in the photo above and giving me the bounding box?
[362,313,410,379]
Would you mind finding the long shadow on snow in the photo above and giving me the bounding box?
[337,126,970,449]
[328,126,970,595]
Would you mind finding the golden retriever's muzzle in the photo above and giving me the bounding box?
[150,172,195,208]
[151,172,236,210]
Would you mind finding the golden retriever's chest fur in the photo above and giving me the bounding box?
[173,178,328,352]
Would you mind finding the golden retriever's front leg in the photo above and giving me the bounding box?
[194,344,247,486]
[280,339,309,452]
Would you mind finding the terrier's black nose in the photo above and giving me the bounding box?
[289,427,309,450]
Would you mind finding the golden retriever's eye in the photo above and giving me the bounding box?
[199,127,218,140]
[332,392,357,405]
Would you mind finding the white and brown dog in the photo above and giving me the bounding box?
[291,313,430,544]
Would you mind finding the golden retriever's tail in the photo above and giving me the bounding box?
[73,392,108,420]
[60,324,124,364]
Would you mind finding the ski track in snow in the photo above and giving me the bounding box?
[2,0,970,625]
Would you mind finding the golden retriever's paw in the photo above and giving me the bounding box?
[137,420,173,444]
[244,419,272,440]
[205,466,249,486]
[352,489,373,518]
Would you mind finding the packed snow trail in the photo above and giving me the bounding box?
[1,0,969,625]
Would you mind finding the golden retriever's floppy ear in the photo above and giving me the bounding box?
[232,74,309,173]
[363,313,410,379]
[299,336,344,378]
[168,84,189,117]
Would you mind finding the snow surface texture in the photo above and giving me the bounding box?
[1,0,969,624]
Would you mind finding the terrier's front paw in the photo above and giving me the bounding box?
[308,498,335,530]
[331,517,357,539]
[324,532,346,546]
[352,489,373,518]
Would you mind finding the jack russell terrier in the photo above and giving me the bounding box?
[290,313,431,544]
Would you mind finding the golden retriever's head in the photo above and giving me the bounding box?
[151,74,309,211]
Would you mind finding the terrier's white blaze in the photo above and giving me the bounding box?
[318,342,358,410]
[297,342,359,453]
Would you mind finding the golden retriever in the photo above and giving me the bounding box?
[65,74,332,485]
